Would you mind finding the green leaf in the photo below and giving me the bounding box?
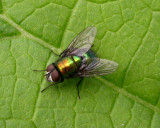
[0,0,160,127]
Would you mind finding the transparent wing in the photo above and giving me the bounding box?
[61,27,97,57]
[74,58,118,77]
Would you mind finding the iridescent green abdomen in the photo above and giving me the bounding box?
[55,56,81,77]
[83,50,96,64]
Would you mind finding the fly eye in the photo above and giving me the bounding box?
[46,64,55,72]
[50,70,60,82]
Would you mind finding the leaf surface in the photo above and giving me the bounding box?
[0,0,160,127]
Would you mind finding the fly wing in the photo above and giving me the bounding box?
[61,27,97,57]
[74,58,118,77]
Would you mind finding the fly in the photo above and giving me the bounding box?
[33,27,118,99]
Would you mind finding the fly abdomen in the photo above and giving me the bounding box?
[55,56,82,77]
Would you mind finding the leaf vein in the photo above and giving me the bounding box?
[31,52,52,120]
[121,12,153,87]
[59,0,79,48]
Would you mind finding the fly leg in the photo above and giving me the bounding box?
[51,49,59,56]
[41,82,61,92]
[91,44,94,47]
[77,77,83,99]
[33,70,46,72]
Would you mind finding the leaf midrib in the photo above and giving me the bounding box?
[96,76,160,113]
[0,14,61,53]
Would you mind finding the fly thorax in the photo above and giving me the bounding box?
[73,56,82,67]
[56,56,81,77]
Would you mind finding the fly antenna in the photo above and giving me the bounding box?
[44,73,49,76]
